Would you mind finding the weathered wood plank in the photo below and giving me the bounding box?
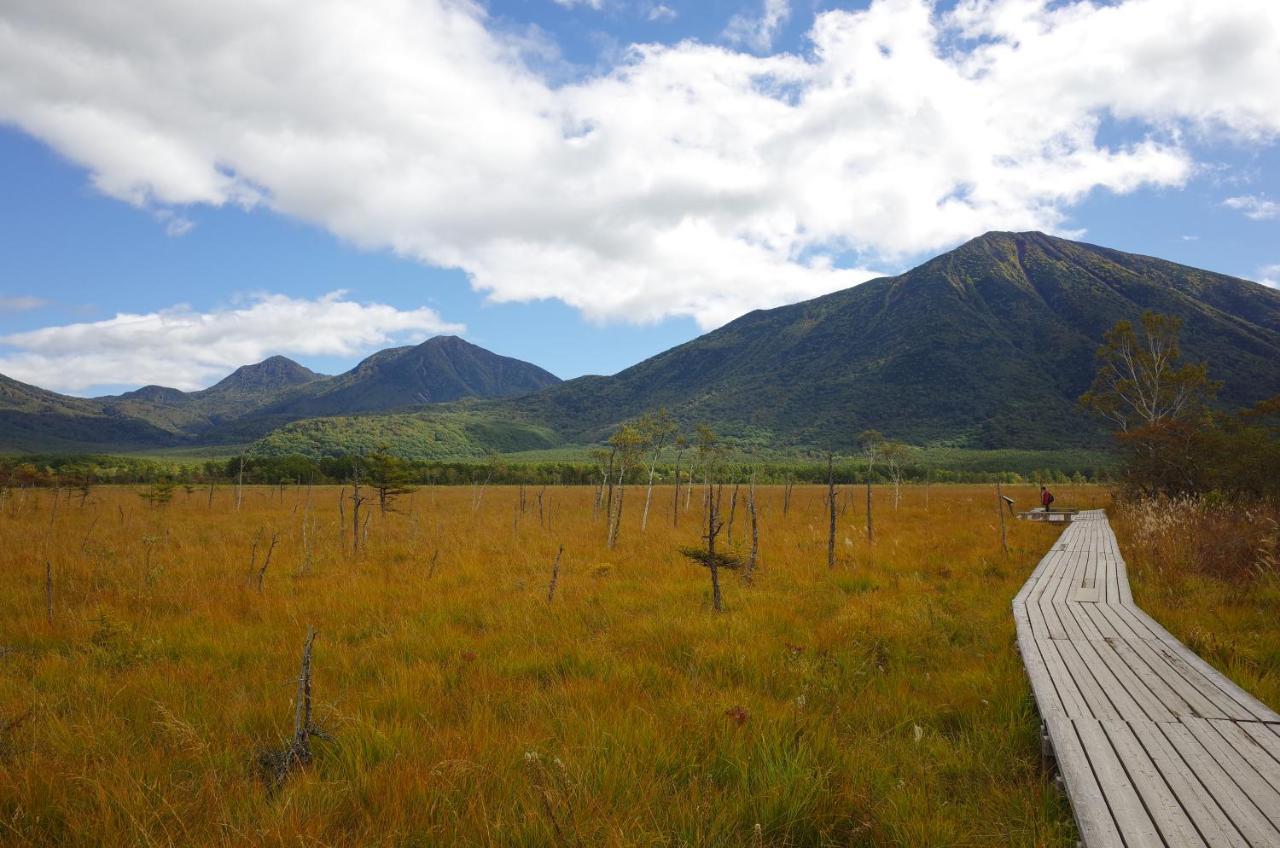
[1127,719,1250,848]
[1074,719,1164,847]
[1183,717,1280,827]
[1160,722,1280,845]
[1104,720,1207,846]
[1044,715,1125,848]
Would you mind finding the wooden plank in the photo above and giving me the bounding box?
[1014,617,1066,720]
[1080,602,1121,640]
[1071,585,1103,604]
[1109,602,1266,721]
[1104,720,1207,846]
[1103,636,1205,722]
[1127,719,1250,848]
[1238,722,1280,779]
[1209,720,1280,795]
[1085,638,1178,723]
[1183,717,1280,828]
[1036,638,1095,720]
[1053,638,1124,721]
[1074,719,1164,847]
[1044,715,1125,848]
[1036,551,1072,641]
[1052,552,1088,641]
[1160,722,1280,845]
[1062,636,1151,722]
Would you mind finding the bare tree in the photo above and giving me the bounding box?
[679,484,739,612]
[881,441,911,509]
[257,532,280,593]
[996,480,1009,556]
[258,627,331,793]
[589,447,615,524]
[637,409,677,533]
[859,430,884,545]
[350,459,367,555]
[546,545,564,603]
[606,424,644,549]
[671,435,688,528]
[745,472,760,582]
[45,559,53,625]
[825,451,837,568]
[726,479,740,547]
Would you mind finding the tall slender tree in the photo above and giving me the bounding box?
[637,409,678,533]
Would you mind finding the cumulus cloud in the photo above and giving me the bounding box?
[0,295,49,312]
[1259,264,1280,288]
[0,292,463,393]
[1224,195,1280,220]
[553,0,604,9]
[725,0,791,52]
[0,0,1278,330]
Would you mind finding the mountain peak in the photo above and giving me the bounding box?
[203,355,324,396]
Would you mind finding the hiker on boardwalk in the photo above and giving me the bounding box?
[1040,485,1054,514]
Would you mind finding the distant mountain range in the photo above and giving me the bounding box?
[0,336,561,452]
[2,232,1278,457]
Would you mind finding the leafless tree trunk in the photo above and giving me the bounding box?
[351,464,366,556]
[607,465,626,550]
[236,457,245,511]
[726,482,740,547]
[257,532,280,593]
[672,448,685,528]
[783,477,793,517]
[865,475,874,545]
[641,456,659,533]
[826,452,837,568]
[45,559,53,625]
[708,485,724,612]
[745,476,759,581]
[603,449,616,526]
[996,480,1009,556]
[546,545,564,603]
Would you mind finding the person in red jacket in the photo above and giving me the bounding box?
[1040,485,1054,513]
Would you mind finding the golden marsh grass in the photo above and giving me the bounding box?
[0,483,1094,846]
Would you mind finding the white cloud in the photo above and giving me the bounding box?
[0,295,49,312]
[647,4,677,23]
[0,292,463,393]
[154,208,195,237]
[1224,195,1280,220]
[725,0,791,52]
[0,0,1278,330]
[553,0,604,9]
[1259,264,1280,288]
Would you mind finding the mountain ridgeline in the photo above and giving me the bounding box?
[1,232,1278,456]
[502,231,1280,450]
[0,336,561,452]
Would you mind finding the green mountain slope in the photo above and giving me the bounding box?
[259,335,561,418]
[4,232,1277,456]
[0,337,561,452]
[499,231,1280,449]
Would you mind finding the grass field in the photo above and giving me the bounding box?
[0,482,1091,846]
[1112,498,1280,713]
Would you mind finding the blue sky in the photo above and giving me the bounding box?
[0,0,1277,395]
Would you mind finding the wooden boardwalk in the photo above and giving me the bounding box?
[1013,510,1280,846]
